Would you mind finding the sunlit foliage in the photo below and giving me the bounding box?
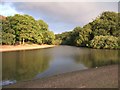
[1,14,55,45]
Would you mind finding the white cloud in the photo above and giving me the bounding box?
[0,3,23,16]
[13,2,118,26]
[0,2,118,33]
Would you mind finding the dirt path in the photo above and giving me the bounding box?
[5,65,118,88]
[0,44,56,52]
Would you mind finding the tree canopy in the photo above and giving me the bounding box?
[55,11,120,49]
[1,14,55,45]
[1,11,119,49]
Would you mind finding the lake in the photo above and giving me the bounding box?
[2,46,119,85]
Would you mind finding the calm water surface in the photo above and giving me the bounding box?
[2,46,119,85]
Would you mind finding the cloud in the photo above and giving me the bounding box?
[0,3,23,16]
[0,2,118,33]
[12,2,118,26]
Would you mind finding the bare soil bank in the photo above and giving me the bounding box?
[0,44,56,52]
[5,65,118,88]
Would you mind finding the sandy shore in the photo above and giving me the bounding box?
[0,44,56,52]
[5,65,118,88]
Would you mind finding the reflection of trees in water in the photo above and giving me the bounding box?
[73,49,119,68]
[0,53,2,81]
[2,49,51,81]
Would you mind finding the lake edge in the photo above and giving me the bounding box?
[0,44,57,52]
[5,65,118,88]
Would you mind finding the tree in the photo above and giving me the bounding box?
[55,11,119,49]
[2,18,16,45]
[1,14,55,45]
[34,31,43,44]
[37,20,48,31]
[89,11,118,37]
[8,14,41,44]
[2,32,15,45]
[90,35,118,49]
[74,27,92,46]
[42,31,55,44]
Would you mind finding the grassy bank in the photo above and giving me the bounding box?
[5,65,118,88]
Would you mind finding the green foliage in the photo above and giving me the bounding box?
[53,39,62,45]
[89,11,119,37]
[1,14,55,45]
[55,11,119,49]
[2,32,15,45]
[90,36,118,49]
[35,33,43,45]
[2,18,16,45]
[1,11,119,49]
[37,20,48,30]
[117,36,120,47]
[42,31,55,44]
[74,28,92,46]
[8,14,40,44]
[56,27,92,47]
[55,31,72,45]
[0,31,2,45]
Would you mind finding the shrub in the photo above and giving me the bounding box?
[90,35,118,49]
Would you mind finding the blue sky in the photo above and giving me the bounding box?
[0,1,118,34]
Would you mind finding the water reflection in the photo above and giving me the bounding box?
[2,49,51,82]
[2,46,119,85]
[73,49,119,68]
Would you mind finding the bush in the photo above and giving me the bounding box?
[53,39,62,45]
[2,32,16,45]
[90,35,118,49]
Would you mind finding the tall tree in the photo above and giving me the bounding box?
[37,20,48,31]
[8,14,40,44]
[89,11,118,37]
[2,18,15,45]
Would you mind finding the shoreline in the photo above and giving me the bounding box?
[5,65,118,88]
[0,44,56,52]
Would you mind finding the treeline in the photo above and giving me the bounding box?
[1,11,120,49]
[55,11,120,49]
[0,14,55,45]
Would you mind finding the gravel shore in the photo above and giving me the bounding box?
[5,65,118,88]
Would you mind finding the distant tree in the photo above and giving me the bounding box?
[55,31,72,45]
[55,26,92,46]
[55,11,119,49]
[53,39,62,45]
[1,11,119,49]
[74,27,92,46]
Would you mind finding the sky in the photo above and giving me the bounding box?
[0,1,118,34]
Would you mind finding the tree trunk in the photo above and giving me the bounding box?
[22,38,25,45]
[19,41,21,45]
